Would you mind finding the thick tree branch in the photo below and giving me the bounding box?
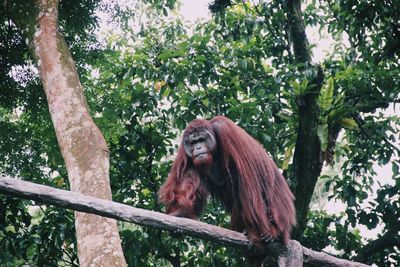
[291,66,325,239]
[354,228,400,264]
[286,0,311,63]
[285,0,325,239]
[0,176,370,267]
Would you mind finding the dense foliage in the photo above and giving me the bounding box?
[0,0,399,266]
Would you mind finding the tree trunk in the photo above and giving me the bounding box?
[5,0,127,265]
[285,0,325,239]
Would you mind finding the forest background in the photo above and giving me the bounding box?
[0,0,399,266]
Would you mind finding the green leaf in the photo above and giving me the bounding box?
[189,74,198,85]
[282,142,295,170]
[319,77,334,110]
[339,118,358,129]
[240,59,248,70]
[261,133,271,143]
[392,162,399,176]
[291,80,301,95]
[141,188,151,197]
[317,123,329,151]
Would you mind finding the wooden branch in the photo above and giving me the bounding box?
[0,176,370,267]
[354,227,400,263]
[0,176,247,247]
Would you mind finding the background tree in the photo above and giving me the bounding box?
[0,0,399,266]
[0,0,129,265]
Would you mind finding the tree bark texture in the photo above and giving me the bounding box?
[4,1,127,266]
[0,176,371,267]
[285,0,325,239]
[286,0,311,63]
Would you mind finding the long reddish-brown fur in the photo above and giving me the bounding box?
[158,116,296,260]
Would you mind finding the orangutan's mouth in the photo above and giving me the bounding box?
[194,153,207,159]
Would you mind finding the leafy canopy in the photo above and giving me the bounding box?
[0,0,399,266]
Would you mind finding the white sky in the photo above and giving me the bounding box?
[180,0,210,23]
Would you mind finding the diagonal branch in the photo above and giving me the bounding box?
[0,176,370,267]
[354,227,400,264]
